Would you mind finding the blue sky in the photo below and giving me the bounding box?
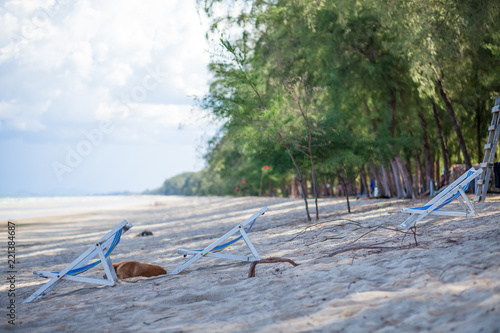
[0,0,221,196]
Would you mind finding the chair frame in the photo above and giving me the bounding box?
[24,220,132,303]
[398,168,482,230]
[170,206,268,275]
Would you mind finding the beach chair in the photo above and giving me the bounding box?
[170,206,268,275]
[24,220,133,303]
[398,168,482,230]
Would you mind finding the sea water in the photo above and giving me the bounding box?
[0,195,160,220]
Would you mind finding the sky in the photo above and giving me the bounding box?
[0,0,222,196]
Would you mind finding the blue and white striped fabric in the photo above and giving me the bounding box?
[54,229,123,276]
[410,169,475,212]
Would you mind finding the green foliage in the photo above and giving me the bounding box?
[158,0,500,198]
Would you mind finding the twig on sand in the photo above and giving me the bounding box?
[289,217,409,242]
[306,236,344,247]
[248,257,299,278]
[143,314,176,326]
[345,225,408,245]
[327,243,414,257]
[291,217,420,259]
[401,226,419,247]
[306,223,410,248]
[287,218,363,241]
[324,224,418,258]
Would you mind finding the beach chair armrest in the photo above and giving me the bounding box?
[177,249,199,256]
[33,271,54,279]
[401,208,425,214]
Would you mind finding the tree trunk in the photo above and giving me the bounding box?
[382,165,397,198]
[396,157,415,199]
[390,159,406,198]
[345,189,351,213]
[379,165,393,197]
[405,157,412,179]
[387,164,397,196]
[436,77,472,169]
[435,154,440,185]
[418,110,434,192]
[308,153,319,220]
[431,101,450,184]
[415,150,424,195]
[302,174,309,198]
[348,174,356,196]
[476,98,482,164]
[286,147,311,221]
[360,166,370,197]
[337,171,351,213]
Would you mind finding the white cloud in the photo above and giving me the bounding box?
[0,0,212,141]
[0,98,50,132]
[0,0,218,195]
[0,100,16,118]
[104,63,133,86]
[93,101,215,145]
[133,104,190,126]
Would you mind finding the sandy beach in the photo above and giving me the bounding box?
[2,195,499,332]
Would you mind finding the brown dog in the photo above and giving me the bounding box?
[111,261,167,279]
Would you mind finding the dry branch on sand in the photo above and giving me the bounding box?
[248,257,300,278]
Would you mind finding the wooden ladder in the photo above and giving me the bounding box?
[474,96,500,202]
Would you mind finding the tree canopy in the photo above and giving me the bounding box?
[153,0,500,218]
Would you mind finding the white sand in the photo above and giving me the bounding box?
[2,195,499,332]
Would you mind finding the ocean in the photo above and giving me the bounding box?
[0,195,161,220]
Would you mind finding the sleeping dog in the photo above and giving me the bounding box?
[110,261,167,279]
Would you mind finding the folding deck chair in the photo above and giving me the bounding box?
[170,206,268,275]
[24,220,133,303]
[398,168,482,230]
